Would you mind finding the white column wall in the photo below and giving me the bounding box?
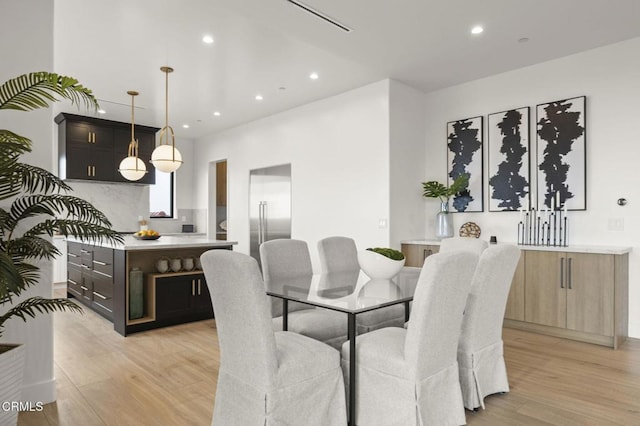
[389,80,427,248]
[0,0,57,403]
[193,81,391,272]
[422,37,640,337]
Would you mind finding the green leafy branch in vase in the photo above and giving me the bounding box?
[421,174,469,203]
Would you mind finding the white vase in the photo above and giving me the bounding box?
[436,201,453,239]
[0,344,25,426]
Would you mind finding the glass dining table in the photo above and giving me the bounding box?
[265,267,422,425]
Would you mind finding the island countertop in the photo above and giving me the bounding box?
[68,235,237,251]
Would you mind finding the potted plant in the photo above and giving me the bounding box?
[357,247,406,280]
[0,72,122,424]
[421,174,469,239]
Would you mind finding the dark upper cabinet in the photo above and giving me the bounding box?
[56,113,158,184]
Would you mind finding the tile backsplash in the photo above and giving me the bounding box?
[68,181,201,234]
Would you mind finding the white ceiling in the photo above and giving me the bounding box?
[53,0,640,139]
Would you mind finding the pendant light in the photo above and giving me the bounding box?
[118,90,147,181]
[151,66,182,173]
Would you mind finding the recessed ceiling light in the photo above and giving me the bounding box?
[309,72,319,80]
[255,94,263,101]
[471,26,484,35]
[97,109,106,114]
[213,111,221,116]
[202,35,214,44]
[182,124,190,129]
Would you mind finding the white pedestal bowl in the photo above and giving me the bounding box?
[357,250,405,280]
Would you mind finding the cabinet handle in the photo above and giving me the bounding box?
[93,291,107,300]
[88,132,91,143]
[423,249,432,260]
[80,285,88,291]
[192,280,196,296]
[68,279,78,285]
[198,279,201,295]
[80,249,90,254]
[92,133,96,143]
[568,258,572,289]
[560,258,565,288]
[87,165,91,176]
[68,253,78,258]
[93,260,107,266]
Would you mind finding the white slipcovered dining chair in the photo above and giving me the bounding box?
[261,239,349,350]
[318,236,406,333]
[439,236,488,256]
[200,250,347,425]
[342,251,479,425]
[458,244,521,410]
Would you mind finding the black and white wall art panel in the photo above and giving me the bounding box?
[446,116,483,212]
[488,107,530,212]
[536,96,586,211]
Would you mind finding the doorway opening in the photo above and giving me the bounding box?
[209,160,227,240]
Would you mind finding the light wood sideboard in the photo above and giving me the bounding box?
[400,240,631,349]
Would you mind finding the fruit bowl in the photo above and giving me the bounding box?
[133,230,161,240]
[133,234,161,240]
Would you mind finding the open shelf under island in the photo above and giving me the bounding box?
[67,235,236,336]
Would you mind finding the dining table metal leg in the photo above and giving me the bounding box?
[348,312,356,426]
[404,301,410,322]
[282,299,288,331]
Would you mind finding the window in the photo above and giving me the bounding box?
[149,170,174,218]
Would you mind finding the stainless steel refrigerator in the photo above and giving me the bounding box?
[249,164,292,266]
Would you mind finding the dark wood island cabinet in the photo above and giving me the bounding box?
[66,236,235,335]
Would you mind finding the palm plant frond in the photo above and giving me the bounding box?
[7,194,115,231]
[14,163,72,195]
[0,296,83,338]
[0,72,97,112]
[5,235,59,261]
[0,71,109,337]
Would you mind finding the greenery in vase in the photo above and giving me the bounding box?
[366,247,405,261]
[0,72,123,339]
[421,174,469,203]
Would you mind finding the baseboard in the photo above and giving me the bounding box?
[20,377,56,405]
[53,282,66,291]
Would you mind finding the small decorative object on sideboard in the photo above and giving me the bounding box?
[422,174,469,239]
[517,192,568,247]
[358,247,405,280]
[459,222,481,238]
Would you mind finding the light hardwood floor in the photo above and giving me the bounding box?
[19,295,640,425]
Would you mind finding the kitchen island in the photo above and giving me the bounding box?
[67,235,236,335]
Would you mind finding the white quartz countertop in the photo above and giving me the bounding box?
[400,239,632,255]
[68,235,237,251]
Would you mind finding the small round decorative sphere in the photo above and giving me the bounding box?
[151,145,183,173]
[118,156,147,181]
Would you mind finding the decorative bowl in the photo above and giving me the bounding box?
[133,234,161,240]
[357,250,405,280]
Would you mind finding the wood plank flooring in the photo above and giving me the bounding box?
[18,295,640,425]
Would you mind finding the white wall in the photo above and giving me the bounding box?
[421,37,640,337]
[389,80,427,247]
[193,81,391,271]
[0,0,57,404]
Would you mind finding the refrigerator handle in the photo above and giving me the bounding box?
[258,201,263,245]
[262,201,267,243]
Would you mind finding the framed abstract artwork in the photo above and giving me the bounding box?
[536,96,586,211]
[487,107,530,212]
[446,116,483,212]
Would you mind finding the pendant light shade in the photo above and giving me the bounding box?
[118,90,148,181]
[151,66,182,173]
